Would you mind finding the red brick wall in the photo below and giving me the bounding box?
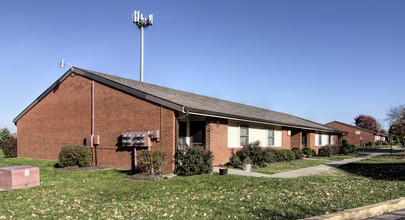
[291,129,302,149]
[307,132,315,149]
[205,117,229,165]
[92,81,175,172]
[326,122,375,146]
[17,74,176,173]
[17,74,92,160]
[280,129,291,149]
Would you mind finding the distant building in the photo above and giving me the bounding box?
[325,121,388,146]
[14,67,344,172]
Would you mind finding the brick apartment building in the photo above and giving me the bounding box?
[13,68,344,173]
[325,121,388,146]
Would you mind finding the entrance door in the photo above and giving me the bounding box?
[190,121,206,147]
[301,132,307,148]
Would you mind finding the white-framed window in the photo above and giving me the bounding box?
[268,128,274,146]
[240,125,249,146]
[318,133,322,146]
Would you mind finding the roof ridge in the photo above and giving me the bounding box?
[75,67,339,132]
[326,120,381,135]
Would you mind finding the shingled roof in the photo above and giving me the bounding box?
[13,67,342,133]
[325,121,388,137]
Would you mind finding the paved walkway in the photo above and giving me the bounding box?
[367,209,405,220]
[213,153,383,178]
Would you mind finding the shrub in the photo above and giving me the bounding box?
[303,147,316,157]
[342,139,350,145]
[340,142,358,155]
[238,141,267,166]
[0,128,13,149]
[57,144,92,167]
[383,141,389,145]
[291,147,304,159]
[136,150,166,174]
[229,153,243,168]
[273,149,295,162]
[2,137,17,158]
[318,146,332,157]
[263,148,278,163]
[330,145,341,155]
[175,145,213,176]
[367,141,373,146]
[235,141,267,167]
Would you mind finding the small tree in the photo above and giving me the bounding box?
[386,104,405,145]
[2,138,17,158]
[0,128,13,148]
[354,115,379,132]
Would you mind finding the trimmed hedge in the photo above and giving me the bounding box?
[291,147,304,159]
[2,137,17,158]
[318,146,332,157]
[340,143,358,155]
[136,150,166,174]
[175,145,213,176]
[274,149,295,162]
[303,147,316,157]
[57,144,92,167]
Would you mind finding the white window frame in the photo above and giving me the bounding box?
[268,128,274,147]
[240,125,249,146]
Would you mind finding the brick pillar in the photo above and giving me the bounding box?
[307,132,315,149]
[282,129,291,149]
[291,129,301,149]
[205,117,229,166]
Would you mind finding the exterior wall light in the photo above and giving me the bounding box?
[60,59,73,72]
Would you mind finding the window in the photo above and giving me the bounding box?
[190,121,205,147]
[327,135,331,145]
[179,122,187,146]
[268,128,274,146]
[240,125,249,146]
[318,133,322,146]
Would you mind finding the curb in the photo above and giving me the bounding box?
[304,197,405,220]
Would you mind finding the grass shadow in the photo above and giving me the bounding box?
[337,154,405,181]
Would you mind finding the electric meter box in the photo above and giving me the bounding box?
[0,166,40,190]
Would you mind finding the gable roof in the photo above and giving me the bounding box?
[14,67,342,133]
[325,121,388,137]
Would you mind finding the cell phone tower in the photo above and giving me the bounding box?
[132,10,153,82]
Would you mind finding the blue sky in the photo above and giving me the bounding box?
[1,0,404,133]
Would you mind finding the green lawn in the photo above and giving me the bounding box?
[254,153,369,175]
[0,149,4,158]
[0,154,405,219]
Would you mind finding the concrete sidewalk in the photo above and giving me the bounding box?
[213,153,383,178]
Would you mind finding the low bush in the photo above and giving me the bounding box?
[175,145,213,176]
[340,142,358,155]
[291,147,304,159]
[383,141,389,145]
[330,145,341,155]
[235,141,267,167]
[318,146,332,157]
[2,137,17,158]
[57,144,92,167]
[273,149,295,162]
[229,152,243,168]
[263,148,278,163]
[136,150,166,174]
[342,139,350,146]
[303,147,316,157]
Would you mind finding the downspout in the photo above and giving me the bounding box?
[91,80,96,166]
[159,105,162,143]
